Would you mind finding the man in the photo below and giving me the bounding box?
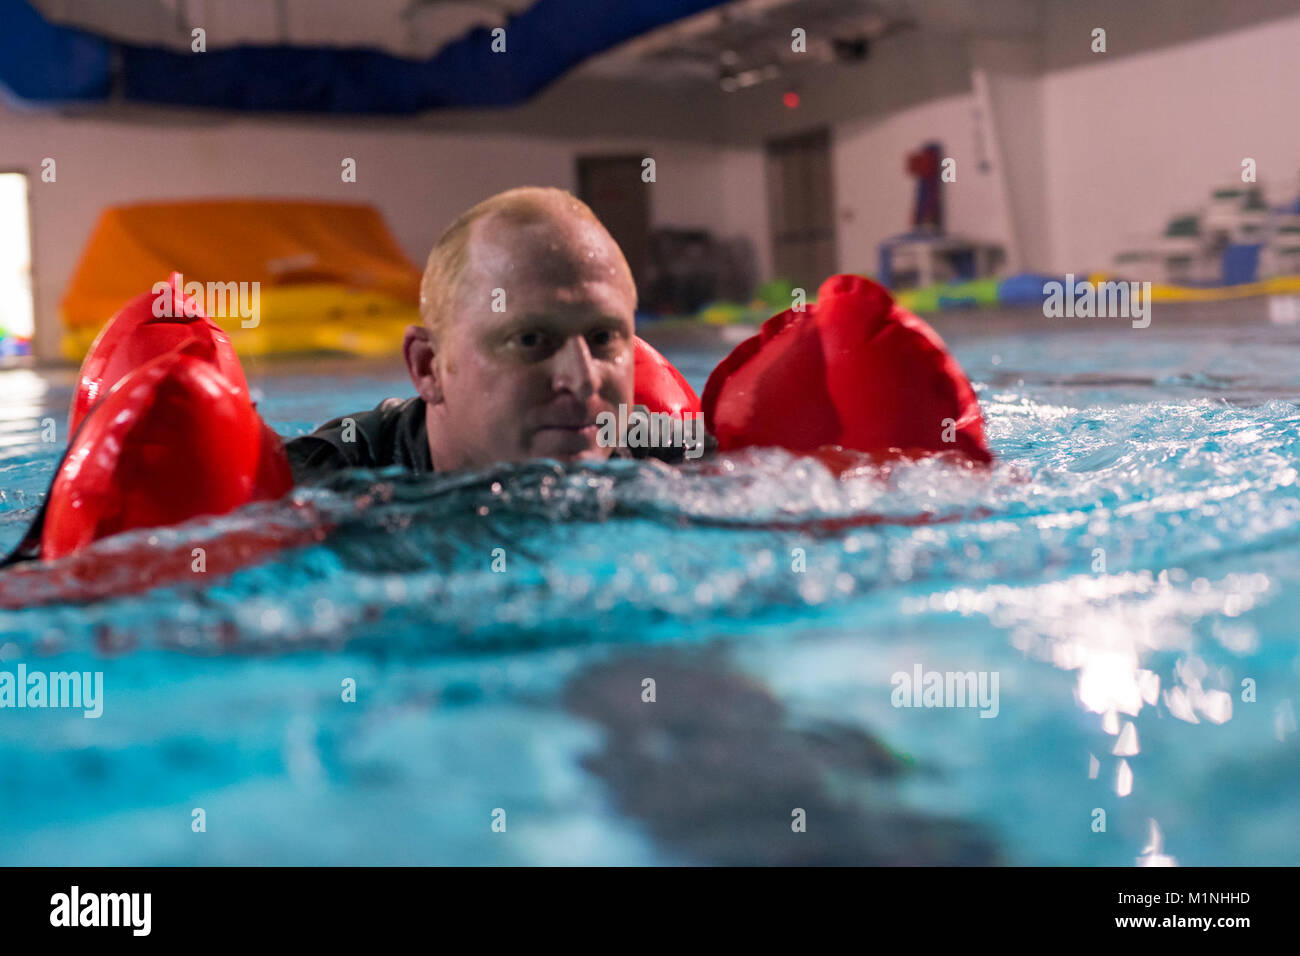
[286,186,655,484]
[7,186,987,567]
[2,186,711,566]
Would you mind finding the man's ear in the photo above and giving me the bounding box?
[402,324,444,406]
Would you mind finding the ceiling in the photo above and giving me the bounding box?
[577,0,913,86]
[13,0,1300,142]
[31,0,1300,96]
[31,0,534,58]
[30,0,1038,81]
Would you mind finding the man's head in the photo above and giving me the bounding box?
[404,187,637,471]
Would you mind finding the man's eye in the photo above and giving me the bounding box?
[589,328,626,350]
[515,331,545,349]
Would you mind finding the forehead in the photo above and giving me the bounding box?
[463,210,631,299]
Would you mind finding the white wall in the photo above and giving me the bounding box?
[970,36,1051,273]
[981,69,1050,271]
[0,110,764,357]
[717,149,772,281]
[11,2,1300,357]
[832,93,1016,277]
[637,143,771,280]
[828,5,1300,277]
[1041,11,1300,271]
[826,3,1300,277]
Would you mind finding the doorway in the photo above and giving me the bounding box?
[0,171,35,359]
[576,155,651,292]
[765,128,837,291]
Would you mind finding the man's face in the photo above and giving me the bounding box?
[424,212,636,470]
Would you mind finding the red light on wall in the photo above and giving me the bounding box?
[782,91,800,109]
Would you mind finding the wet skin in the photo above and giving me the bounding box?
[404,210,637,472]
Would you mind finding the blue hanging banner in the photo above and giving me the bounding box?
[1,0,727,114]
[0,0,112,105]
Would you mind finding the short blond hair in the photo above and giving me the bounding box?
[419,186,634,337]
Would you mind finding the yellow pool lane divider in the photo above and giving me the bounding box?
[1100,272,1300,304]
[892,272,1300,315]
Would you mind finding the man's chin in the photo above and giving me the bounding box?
[530,426,610,462]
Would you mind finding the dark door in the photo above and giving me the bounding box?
[577,155,651,293]
[766,128,838,291]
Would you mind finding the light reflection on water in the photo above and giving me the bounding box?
[0,323,1298,865]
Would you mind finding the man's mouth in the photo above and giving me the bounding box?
[533,419,602,455]
[533,404,609,452]
[537,423,597,436]
[536,416,599,433]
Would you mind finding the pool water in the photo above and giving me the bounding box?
[1,316,1298,865]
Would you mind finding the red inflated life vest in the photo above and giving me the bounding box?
[702,274,992,465]
[68,272,250,435]
[42,274,292,560]
[633,335,701,418]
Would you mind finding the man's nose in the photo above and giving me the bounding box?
[551,336,598,397]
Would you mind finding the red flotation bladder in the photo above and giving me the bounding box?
[633,336,701,418]
[69,272,249,435]
[42,346,293,560]
[42,276,292,561]
[702,274,992,465]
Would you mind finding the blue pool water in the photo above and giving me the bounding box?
[1,316,1298,865]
